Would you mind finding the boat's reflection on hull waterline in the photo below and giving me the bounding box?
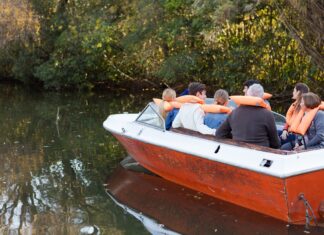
[105,158,324,235]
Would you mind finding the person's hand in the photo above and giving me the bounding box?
[280,130,288,140]
[294,144,305,151]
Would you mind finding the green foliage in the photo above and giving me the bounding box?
[156,52,199,83]
[34,18,118,90]
[201,5,323,95]
[0,0,322,95]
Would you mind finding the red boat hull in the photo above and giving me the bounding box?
[113,133,324,224]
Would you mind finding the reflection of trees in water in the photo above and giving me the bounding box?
[0,146,125,234]
[0,85,150,234]
[0,146,44,233]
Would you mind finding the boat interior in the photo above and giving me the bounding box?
[135,102,320,155]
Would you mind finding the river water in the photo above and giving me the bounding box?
[0,84,323,234]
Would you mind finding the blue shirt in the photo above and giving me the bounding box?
[165,108,179,130]
[179,89,189,96]
[228,99,238,108]
[204,113,228,129]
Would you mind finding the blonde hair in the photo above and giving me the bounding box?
[162,88,176,102]
[159,88,176,119]
[214,89,229,105]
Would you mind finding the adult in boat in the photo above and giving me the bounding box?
[204,89,231,129]
[216,84,280,149]
[281,92,324,150]
[280,83,309,142]
[172,82,216,135]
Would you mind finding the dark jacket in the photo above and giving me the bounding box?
[216,105,280,149]
[306,110,324,148]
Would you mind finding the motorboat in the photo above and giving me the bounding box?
[103,102,324,225]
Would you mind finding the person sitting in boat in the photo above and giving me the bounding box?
[204,89,231,129]
[280,83,309,144]
[165,83,200,130]
[242,79,271,106]
[164,88,185,130]
[243,79,260,96]
[172,82,216,135]
[157,88,176,119]
[216,84,280,148]
[281,92,324,150]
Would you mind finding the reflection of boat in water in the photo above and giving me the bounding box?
[103,103,324,225]
[106,164,324,234]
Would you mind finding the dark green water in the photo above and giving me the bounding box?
[0,85,150,234]
[0,84,323,235]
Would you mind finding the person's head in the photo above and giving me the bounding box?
[301,92,321,110]
[246,84,264,98]
[243,79,260,95]
[293,83,309,100]
[188,82,206,100]
[162,88,176,102]
[214,89,229,106]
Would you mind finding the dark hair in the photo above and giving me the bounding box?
[243,79,260,88]
[295,83,310,112]
[302,92,321,109]
[188,82,206,96]
[295,83,309,94]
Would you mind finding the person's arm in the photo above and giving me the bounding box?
[215,116,232,138]
[306,113,324,147]
[266,112,281,149]
[193,107,216,135]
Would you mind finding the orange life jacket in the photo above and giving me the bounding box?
[285,102,299,127]
[289,102,324,135]
[229,95,271,110]
[175,95,204,104]
[201,104,232,114]
[263,92,272,100]
[153,98,181,112]
[154,98,231,114]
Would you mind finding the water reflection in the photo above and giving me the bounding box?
[0,84,149,234]
[106,160,324,235]
[1,83,323,234]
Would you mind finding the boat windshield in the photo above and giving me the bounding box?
[135,103,165,131]
[272,111,286,126]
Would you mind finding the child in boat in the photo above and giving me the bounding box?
[282,92,324,150]
[280,83,309,142]
[172,82,216,135]
[204,89,230,129]
[158,88,176,119]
